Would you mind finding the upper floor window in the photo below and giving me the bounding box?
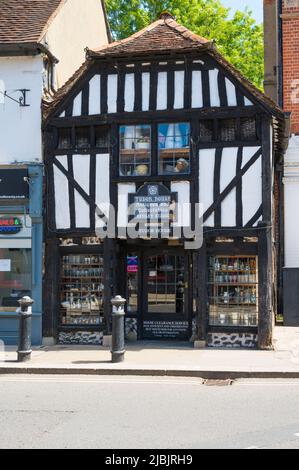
[75,127,90,149]
[119,125,151,176]
[158,123,190,175]
[240,117,257,141]
[95,126,110,148]
[57,128,72,150]
[219,119,236,142]
[198,117,257,143]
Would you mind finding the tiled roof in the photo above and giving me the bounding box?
[87,12,211,58]
[0,0,65,44]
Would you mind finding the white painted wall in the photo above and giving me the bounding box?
[43,0,109,89]
[0,56,43,164]
[284,135,299,267]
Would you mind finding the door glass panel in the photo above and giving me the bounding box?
[147,255,185,315]
[127,255,138,314]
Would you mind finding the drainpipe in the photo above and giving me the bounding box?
[278,0,283,108]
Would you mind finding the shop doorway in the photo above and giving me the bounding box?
[126,248,192,341]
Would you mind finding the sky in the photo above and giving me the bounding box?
[221,0,263,23]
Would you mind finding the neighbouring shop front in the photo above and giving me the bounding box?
[0,166,43,345]
[43,13,288,349]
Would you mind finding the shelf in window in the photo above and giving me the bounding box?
[210,270,256,273]
[208,283,257,286]
[120,149,150,155]
[159,148,189,157]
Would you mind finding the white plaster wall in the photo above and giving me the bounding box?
[0,56,43,164]
[199,148,215,227]
[117,183,136,229]
[95,153,110,218]
[124,74,135,112]
[54,164,70,229]
[284,135,299,267]
[220,147,238,226]
[43,0,109,89]
[156,72,167,110]
[285,182,299,267]
[142,72,150,111]
[107,74,118,114]
[171,181,190,227]
[242,157,262,226]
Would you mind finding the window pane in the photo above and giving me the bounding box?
[208,256,258,327]
[127,255,138,314]
[219,119,236,142]
[199,120,214,142]
[57,128,72,149]
[95,126,110,147]
[147,255,185,315]
[240,118,257,141]
[0,249,31,309]
[75,127,90,149]
[119,125,151,176]
[158,123,190,175]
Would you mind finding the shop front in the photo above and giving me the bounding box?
[43,13,288,348]
[0,166,43,345]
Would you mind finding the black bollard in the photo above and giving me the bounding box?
[111,295,126,363]
[17,296,34,362]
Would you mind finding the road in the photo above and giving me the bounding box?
[1,375,299,449]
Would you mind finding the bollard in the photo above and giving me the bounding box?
[111,295,126,363]
[17,296,34,362]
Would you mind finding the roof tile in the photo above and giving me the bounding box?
[0,0,64,44]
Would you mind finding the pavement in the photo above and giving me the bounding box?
[1,327,299,379]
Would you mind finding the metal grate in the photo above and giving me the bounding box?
[203,379,234,386]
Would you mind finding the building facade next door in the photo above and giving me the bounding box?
[126,247,192,341]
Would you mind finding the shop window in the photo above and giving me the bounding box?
[208,256,258,327]
[60,254,104,326]
[158,123,190,175]
[0,249,31,310]
[219,119,237,142]
[240,117,257,141]
[57,128,72,150]
[75,127,90,149]
[119,125,151,176]
[95,126,110,148]
[199,120,214,142]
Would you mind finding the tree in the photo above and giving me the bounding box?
[105,0,264,89]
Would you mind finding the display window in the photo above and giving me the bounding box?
[208,256,258,327]
[60,254,104,326]
[0,248,32,310]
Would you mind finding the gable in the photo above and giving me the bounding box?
[54,56,256,119]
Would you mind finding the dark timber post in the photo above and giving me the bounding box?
[258,116,274,350]
[43,237,60,340]
[111,295,126,363]
[17,296,34,362]
[196,240,208,343]
[258,221,273,349]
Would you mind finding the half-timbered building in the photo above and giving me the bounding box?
[43,12,289,349]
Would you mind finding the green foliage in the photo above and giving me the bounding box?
[105,0,264,89]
